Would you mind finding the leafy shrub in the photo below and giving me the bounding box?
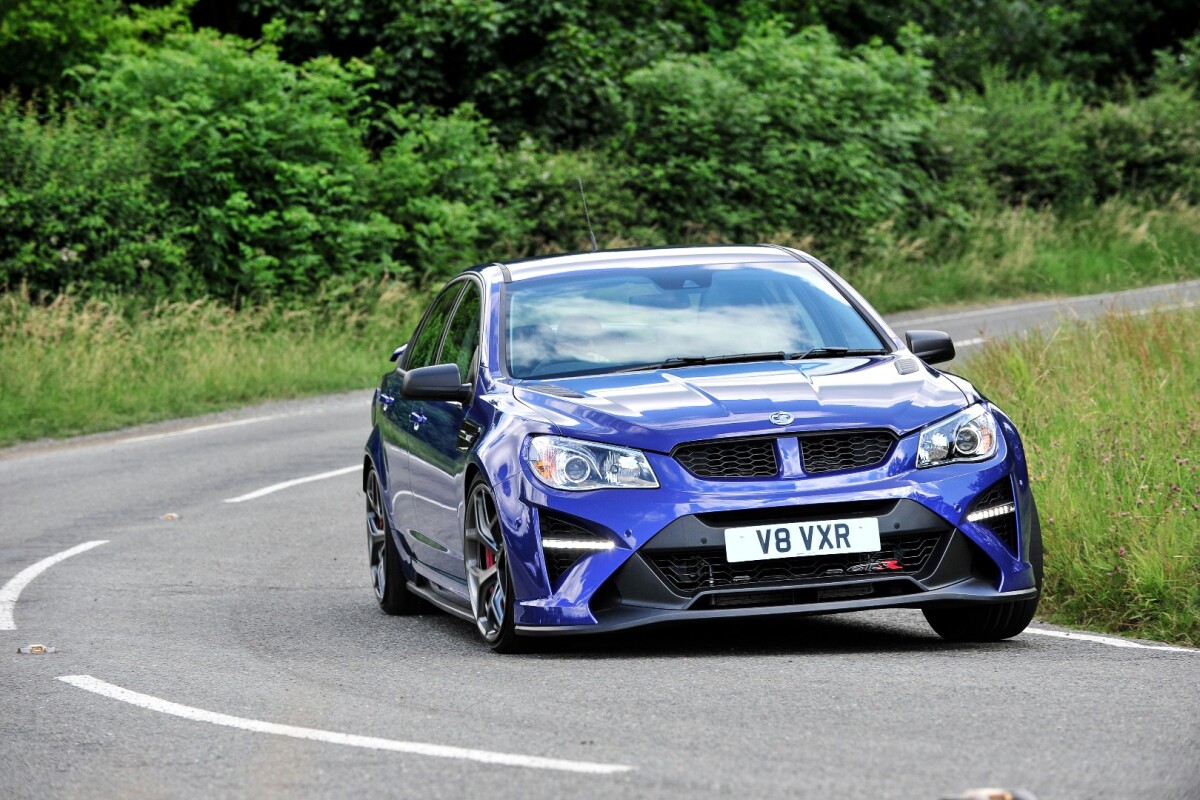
[620,24,949,247]
[1084,84,1200,202]
[369,104,513,282]
[493,141,661,256]
[943,71,1091,208]
[81,29,401,298]
[0,96,193,295]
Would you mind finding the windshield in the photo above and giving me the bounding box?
[505,262,887,379]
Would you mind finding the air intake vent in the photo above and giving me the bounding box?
[895,358,919,375]
[539,513,610,584]
[672,438,779,479]
[647,533,942,594]
[799,431,895,474]
[970,479,1018,552]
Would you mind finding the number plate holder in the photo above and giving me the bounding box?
[724,518,881,564]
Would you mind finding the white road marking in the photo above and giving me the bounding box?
[58,675,634,775]
[893,284,1200,328]
[953,337,986,348]
[0,541,109,630]
[1023,627,1198,653]
[119,415,283,445]
[223,465,360,503]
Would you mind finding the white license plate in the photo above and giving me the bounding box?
[724,518,881,563]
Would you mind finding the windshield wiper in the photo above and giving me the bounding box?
[618,351,788,373]
[790,347,888,360]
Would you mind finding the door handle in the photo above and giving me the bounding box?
[410,410,426,431]
[379,393,395,409]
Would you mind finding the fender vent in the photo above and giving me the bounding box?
[525,383,586,398]
[895,358,919,375]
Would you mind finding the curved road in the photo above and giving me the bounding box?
[3,282,1198,799]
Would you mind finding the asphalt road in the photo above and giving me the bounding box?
[2,281,1198,800]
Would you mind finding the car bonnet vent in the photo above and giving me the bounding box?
[525,383,586,399]
[895,358,919,375]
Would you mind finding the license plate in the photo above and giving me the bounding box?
[724,518,881,563]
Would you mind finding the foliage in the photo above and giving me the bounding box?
[620,24,948,247]
[963,308,1200,646]
[81,29,401,297]
[948,71,1092,207]
[0,95,193,296]
[0,0,193,94]
[0,279,422,446]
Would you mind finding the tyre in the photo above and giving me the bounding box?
[366,466,423,615]
[924,502,1044,642]
[464,478,528,653]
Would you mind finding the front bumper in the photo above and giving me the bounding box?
[496,416,1037,633]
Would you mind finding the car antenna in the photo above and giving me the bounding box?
[577,177,599,252]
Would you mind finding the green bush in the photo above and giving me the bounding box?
[81,29,401,298]
[1084,84,1200,202]
[620,24,949,247]
[948,71,1091,207]
[0,96,193,295]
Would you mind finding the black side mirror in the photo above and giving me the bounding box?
[402,363,471,403]
[390,343,408,363]
[905,330,955,364]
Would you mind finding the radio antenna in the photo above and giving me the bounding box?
[577,178,599,252]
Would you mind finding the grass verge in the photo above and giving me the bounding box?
[0,282,421,447]
[846,197,1200,312]
[962,308,1199,646]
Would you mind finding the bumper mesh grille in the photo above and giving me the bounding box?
[671,430,896,479]
[672,438,778,478]
[647,533,942,594]
[799,431,895,474]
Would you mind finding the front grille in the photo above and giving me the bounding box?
[647,533,942,594]
[672,438,778,478]
[799,431,895,474]
[972,479,1018,552]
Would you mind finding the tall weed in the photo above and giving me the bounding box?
[963,308,1200,645]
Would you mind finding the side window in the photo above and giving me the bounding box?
[439,284,482,381]
[405,285,463,371]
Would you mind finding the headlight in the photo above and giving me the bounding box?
[527,436,659,491]
[916,404,999,468]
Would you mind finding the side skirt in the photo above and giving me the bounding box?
[407,582,475,623]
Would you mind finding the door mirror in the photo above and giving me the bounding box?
[905,330,955,364]
[402,363,471,403]
[390,343,408,363]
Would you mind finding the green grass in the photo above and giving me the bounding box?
[0,282,422,447]
[842,197,1200,312]
[961,308,1200,646]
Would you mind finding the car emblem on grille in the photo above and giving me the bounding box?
[769,412,793,426]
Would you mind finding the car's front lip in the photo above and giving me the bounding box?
[515,582,1039,636]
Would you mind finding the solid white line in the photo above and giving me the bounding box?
[120,415,282,445]
[953,337,986,349]
[0,541,109,630]
[57,675,633,775]
[223,465,360,503]
[1023,627,1198,653]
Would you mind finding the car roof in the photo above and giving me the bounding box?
[476,244,806,283]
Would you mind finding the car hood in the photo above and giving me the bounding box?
[511,356,970,453]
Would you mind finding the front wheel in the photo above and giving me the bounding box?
[924,503,1044,642]
[464,478,528,653]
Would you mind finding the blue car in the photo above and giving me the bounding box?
[363,245,1041,652]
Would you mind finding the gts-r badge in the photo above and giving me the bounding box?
[846,559,904,574]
